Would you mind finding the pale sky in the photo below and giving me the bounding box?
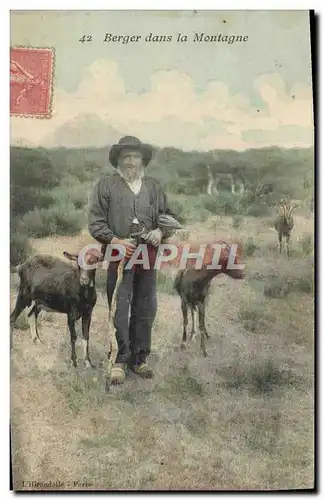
[10,10,314,151]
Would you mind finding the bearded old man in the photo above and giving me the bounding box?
[88,136,176,384]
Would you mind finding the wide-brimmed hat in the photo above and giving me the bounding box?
[109,136,153,168]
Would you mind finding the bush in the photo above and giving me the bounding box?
[244,237,260,257]
[188,207,211,222]
[202,193,240,215]
[157,371,205,399]
[169,177,203,196]
[263,277,290,298]
[50,205,85,235]
[298,234,314,256]
[10,147,61,216]
[243,202,270,217]
[10,232,32,267]
[17,204,85,238]
[168,195,211,224]
[220,359,302,395]
[167,197,187,224]
[263,271,314,298]
[232,215,243,229]
[51,183,92,210]
[11,187,54,217]
[10,147,60,190]
[293,275,314,294]
[238,305,267,333]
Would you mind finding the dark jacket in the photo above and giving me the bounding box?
[88,173,175,243]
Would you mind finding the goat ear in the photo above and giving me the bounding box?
[63,251,78,261]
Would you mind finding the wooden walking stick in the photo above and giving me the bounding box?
[105,231,143,392]
[105,215,183,391]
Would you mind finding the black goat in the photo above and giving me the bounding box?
[173,241,244,357]
[10,248,103,367]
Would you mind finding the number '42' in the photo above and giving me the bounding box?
[79,34,92,43]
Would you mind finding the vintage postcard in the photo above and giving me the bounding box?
[10,10,315,491]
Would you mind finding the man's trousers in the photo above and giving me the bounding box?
[107,263,157,365]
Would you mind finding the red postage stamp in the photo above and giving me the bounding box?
[10,47,54,118]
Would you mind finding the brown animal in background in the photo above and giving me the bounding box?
[274,200,297,257]
[173,240,244,357]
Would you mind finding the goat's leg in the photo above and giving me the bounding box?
[67,314,78,367]
[10,289,30,349]
[10,288,29,325]
[197,301,208,357]
[189,307,196,339]
[278,233,283,254]
[81,313,94,368]
[198,301,209,338]
[286,234,290,258]
[180,298,189,349]
[202,302,210,339]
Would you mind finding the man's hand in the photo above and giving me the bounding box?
[145,228,163,247]
[111,237,137,259]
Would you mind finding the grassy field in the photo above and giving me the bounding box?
[10,210,314,491]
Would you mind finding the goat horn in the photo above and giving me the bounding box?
[287,205,297,216]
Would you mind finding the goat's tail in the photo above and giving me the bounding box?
[27,304,44,343]
[27,304,36,317]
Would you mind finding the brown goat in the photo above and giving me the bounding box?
[274,200,297,257]
[173,240,244,357]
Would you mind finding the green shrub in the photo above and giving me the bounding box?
[238,305,266,332]
[263,278,290,298]
[51,205,85,235]
[10,231,32,267]
[159,373,205,399]
[202,193,240,215]
[220,359,302,395]
[17,209,55,238]
[51,183,92,210]
[232,215,243,229]
[167,197,187,224]
[293,275,314,294]
[11,187,55,217]
[17,204,85,238]
[298,234,314,256]
[243,202,270,217]
[168,195,211,224]
[202,197,220,213]
[244,237,260,257]
[263,271,313,298]
[188,207,211,222]
[170,177,203,196]
[10,147,61,216]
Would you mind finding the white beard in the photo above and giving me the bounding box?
[117,165,145,194]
